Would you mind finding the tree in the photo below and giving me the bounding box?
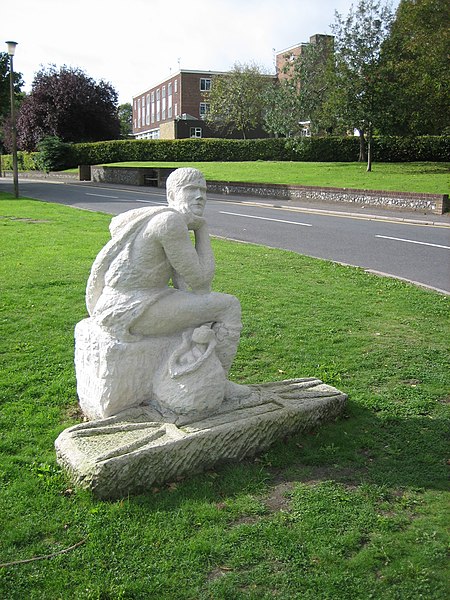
[264,80,303,138]
[330,0,394,170]
[265,36,337,139]
[118,103,133,138]
[16,65,121,150]
[206,62,273,139]
[379,0,450,135]
[0,52,24,152]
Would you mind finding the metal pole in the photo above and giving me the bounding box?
[9,53,19,198]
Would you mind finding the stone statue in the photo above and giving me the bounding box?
[75,167,247,422]
[57,166,348,499]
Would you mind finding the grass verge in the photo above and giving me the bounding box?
[1,193,449,599]
[104,161,450,195]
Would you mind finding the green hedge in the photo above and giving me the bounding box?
[1,151,40,171]
[70,138,293,165]
[2,136,449,171]
[70,135,450,166]
[372,136,450,162]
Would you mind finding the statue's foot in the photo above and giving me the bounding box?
[224,380,253,401]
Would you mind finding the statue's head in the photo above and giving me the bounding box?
[166,168,207,225]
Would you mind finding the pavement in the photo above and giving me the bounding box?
[2,170,450,228]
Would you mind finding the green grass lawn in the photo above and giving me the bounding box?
[104,161,450,195]
[1,193,449,599]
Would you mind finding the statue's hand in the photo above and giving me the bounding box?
[189,216,207,231]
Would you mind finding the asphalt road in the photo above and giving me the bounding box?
[2,178,449,294]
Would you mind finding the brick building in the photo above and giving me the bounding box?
[133,70,226,140]
[132,35,333,140]
[275,34,334,81]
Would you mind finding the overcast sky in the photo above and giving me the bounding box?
[3,0,399,105]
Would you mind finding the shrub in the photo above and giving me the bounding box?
[36,136,73,172]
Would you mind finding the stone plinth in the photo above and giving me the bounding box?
[75,318,182,420]
[55,378,347,499]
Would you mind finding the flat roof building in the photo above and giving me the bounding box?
[132,70,224,140]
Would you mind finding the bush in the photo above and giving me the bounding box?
[36,136,73,172]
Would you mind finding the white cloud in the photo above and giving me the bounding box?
[2,0,399,104]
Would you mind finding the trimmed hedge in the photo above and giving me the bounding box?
[372,136,450,162]
[70,138,294,165]
[2,136,449,171]
[1,151,40,171]
[70,135,450,166]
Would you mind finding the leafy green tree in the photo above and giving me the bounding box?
[264,37,335,138]
[264,80,302,138]
[0,52,24,152]
[16,65,120,150]
[206,62,273,139]
[379,0,450,135]
[330,0,394,170]
[118,102,133,138]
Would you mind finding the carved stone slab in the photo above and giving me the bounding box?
[55,378,347,499]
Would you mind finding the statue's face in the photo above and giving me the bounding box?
[170,179,207,223]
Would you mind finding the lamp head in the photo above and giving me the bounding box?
[5,41,18,56]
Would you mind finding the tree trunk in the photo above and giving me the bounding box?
[366,124,372,172]
[357,129,366,162]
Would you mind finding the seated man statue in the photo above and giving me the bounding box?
[83,167,246,417]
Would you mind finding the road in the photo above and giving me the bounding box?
[2,178,449,294]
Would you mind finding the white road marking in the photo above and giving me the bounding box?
[219,210,312,227]
[375,235,450,250]
[132,199,166,204]
[85,193,119,198]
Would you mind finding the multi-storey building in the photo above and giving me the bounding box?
[276,34,334,81]
[132,35,333,140]
[133,70,224,140]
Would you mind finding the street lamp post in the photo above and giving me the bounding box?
[5,41,19,198]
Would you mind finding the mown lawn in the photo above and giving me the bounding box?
[0,193,449,599]
[104,161,450,195]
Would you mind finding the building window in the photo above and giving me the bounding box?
[199,102,210,119]
[200,78,211,92]
[142,97,146,126]
[146,94,150,125]
[151,91,155,123]
[174,79,178,93]
[174,103,178,117]
[190,127,202,138]
[162,86,166,120]
[156,89,161,122]
[168,83,173,119]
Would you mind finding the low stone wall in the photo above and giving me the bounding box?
[1,170,78,181]
[91,166,176,187]
[89,167,448,214]
[206,181,449,215]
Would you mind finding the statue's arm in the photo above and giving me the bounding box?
[152,213,215,292]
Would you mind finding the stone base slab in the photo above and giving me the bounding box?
[55,378,347,499]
